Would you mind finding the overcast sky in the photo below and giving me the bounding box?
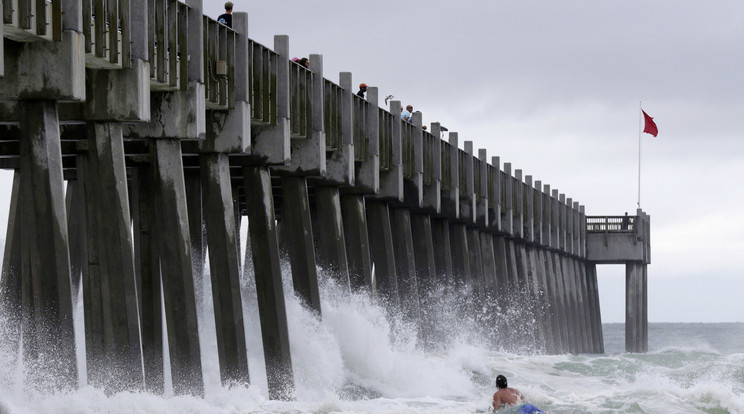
[1,1,740,324]
[199,0,743,323]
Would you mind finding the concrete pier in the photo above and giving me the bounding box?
[81,122,143,391]
[243,166,295,400]
[0,2,653,401]
[313,186,351,287]
[152,139,204,396]
[18,101,77,388]
[200,153,249,384]
[390,207,420,321]
[131,163,165,394]
[341,194,373,291]
[366,201,399,305]
[281,177,322,313]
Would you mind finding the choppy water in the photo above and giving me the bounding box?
[1,261,743,413]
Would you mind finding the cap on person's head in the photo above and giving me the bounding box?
[359,83,367,88]
[224,1,233,10]
[496,375,508,389]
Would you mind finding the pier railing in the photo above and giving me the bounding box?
[289,61,312,139]
[248,39,277,125]
[401,121,416,179]
[3,0,60,41]
[203,16,236,109]
[440,139,454,192]
[351,94,370,161]
[149,0,187,90]
[323,79,343,151]
[84,0,130,68]
[586,216,635,232]
[422,130,437,186]
[378,107,394,171]
[473,155,483,202]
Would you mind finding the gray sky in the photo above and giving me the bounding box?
[200,0,743,323]
[1,1,740,324]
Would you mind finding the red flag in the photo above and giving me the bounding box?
[642,110,658,137]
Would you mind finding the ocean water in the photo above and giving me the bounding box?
[1,261,743,413]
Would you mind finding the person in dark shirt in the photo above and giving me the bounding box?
[218,1,233,27]
[357,83,367,99]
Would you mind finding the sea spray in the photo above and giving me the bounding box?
[2,246,743,414]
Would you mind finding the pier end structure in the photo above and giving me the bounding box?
[586,210,651,352]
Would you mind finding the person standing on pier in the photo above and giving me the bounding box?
[401,104,413,122]
[357,83,368,99]
[218,1,233,27]
[621,212,630,230]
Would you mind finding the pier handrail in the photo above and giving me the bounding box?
[422,129,437,186]
[248,38,278,125]
[289,61,312,139]
[3,0,61,41]
[473,155,483,201]
[378,107,394,171]
[148,0,187,89]
[323,79,343,151]
[440,139,454,192]
[203,16,236,109]
[351,94,370,162]
[401,121,416,179]
[586,215,636,232]
[83,0,130,68]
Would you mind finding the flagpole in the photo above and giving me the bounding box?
[637,101,642,209]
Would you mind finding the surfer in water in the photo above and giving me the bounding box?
[492,375,549,413]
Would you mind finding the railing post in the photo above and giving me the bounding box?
[515,169,524,239]
[477,149,488,227]
[489,156,501,232]
[503,163,513,235]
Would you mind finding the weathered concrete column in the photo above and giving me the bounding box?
[280,177,322,314]
[242,166,295,400]
[626,262,648,353]
[200,153,249,385]
[152,139,203,396]
[66,177,86,295]
[492,236,510,293]
[0,172,22,382]
[549,251,570,353]
[449,222,471,288]
[313,186,351,288]
[466,228,485,297]
[503,239,520,288]
[430,218,454,288]
[535,248,558,354]
[366,200,399,306]
[81,122,144,391]
[130,164,164,394]
[585,263,605,353]
[411,214,436,296]
[478,231,497,299]
[184,173,205,280]
[524,246,548,352]
[562,257,580,353]
[390,208,420,322]
[576,259,593,353]
[18,100,77,388]
[341,194,373,291]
